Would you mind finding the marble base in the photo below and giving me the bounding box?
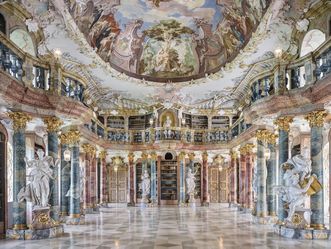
[66,216,86,225]
[274,225,330,240]
[6,225,64,240]
[253,215,278,224]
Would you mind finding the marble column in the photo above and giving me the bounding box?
[44,116,63,223]
[266,133,278,217]
[59,138,70,217]
[202,152,209,206]
[127,152,135,206]
[305,110,327,229]
[8,112,31,230]
[239,148,246,208]
[99,151,108,204]
[245,144,254,209]
[82,144,96,213]
[66,130,82,224]
[256,130,268,217]
[150,152,157,205]
[91,155,97,209]
[178,152,186,205]
[274,116,293,222]
[230,151,238,205]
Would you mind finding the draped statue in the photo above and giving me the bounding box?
[185,168,196,197]
[141,170,151,199]
[18,149,58,208]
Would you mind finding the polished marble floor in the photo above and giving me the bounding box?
[0,205,330,249]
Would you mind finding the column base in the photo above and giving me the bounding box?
[274,225,330,240]
[253,215,278,224]
[66,215,85,225]
[6,225,64,240]
[201,202,210,207]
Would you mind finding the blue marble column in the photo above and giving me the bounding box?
[8,112,31,230]
[65,130,81,224]
[306,111,327,229]
[274,117,292,222]
[256,131,267,217]
[266,135,277,217]
[44,117,62,223]
[60,143,70,217]
[150,153,157,205]
[178,152,186,205]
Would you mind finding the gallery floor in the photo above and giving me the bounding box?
[0,205,330,249]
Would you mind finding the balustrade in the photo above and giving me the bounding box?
[0,41,23,81]
[316,47,331,80]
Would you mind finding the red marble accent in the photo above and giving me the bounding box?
[128,156,135,205]
[101,158,108,203]
[202,157,209,204]
[245,153,253,209]
[239,154,246,207]
[230,157,236,203]
[90,156,97,207]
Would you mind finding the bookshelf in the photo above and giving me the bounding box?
[160,160,177,204]
[107,116,125,129]
[136,163,142,200]
[192,115,208,129]
[193,162,201,200]
[129,116,146,130]
[211,116,230,129]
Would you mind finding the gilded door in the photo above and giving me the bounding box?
[219,169,228,203]
[109,166,127,203]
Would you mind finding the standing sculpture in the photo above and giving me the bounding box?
[141,170,151,203]
[274,155,321,227]
[18,149,57,208]
[185,168,196,202]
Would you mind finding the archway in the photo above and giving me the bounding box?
[0,13,6,34]
[10,28,36,56]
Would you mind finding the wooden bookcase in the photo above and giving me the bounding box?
[160,160,177,204]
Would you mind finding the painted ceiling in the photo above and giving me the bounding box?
[20,0,316,112]
[67,0,271,82]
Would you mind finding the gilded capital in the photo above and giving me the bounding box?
[188,152,195,161]
[202,151,208,161]
[43,116,63,132]
[61,130,80,145]
[128,152,135,162]
[274,116,293,132]
[150,152,158,160]
[82,144,96,156]
[178,152,186,160]
[230,150,238,159]
[244,144,255,154]
[8,112,32,131]
[305,110,327,128]
[98,150,107,159]
[256,130,269,142]
[266,133,278,145]
[141,152,148,160]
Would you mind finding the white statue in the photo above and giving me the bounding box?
[141,170,151,199]
[185,168,196,197]
[163,115,172,129]
[153,107,159,120]
[274,155,320,225]
[18,149,57,208]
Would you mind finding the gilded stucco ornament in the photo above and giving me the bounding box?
[305,110,327,127]
[128,152,135,162]
[8,112,32,131]
[178,152,186,160]
[98,150,107,159]
[230,151,238,159]
[188,153,195,161]
[82,144,96,156]
[256,130,269,142]
[43,116,63,132]
[274,117,294,132]
[60,130,80,145]
[202,151,208,161]
[150,152,158,160]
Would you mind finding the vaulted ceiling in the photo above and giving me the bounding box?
[21,0,316,112]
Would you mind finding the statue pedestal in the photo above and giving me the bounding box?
[7,207,64,240]
[274,225,330,240]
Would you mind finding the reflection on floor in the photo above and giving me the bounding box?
[0,204,330,249]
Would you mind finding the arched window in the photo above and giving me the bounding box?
[300,29,326,57]
[10,29,36,56]
[0,13,5,34]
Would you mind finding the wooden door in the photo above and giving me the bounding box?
[109,167,127,203]
[208,167,219,203]
[219,169,228,203]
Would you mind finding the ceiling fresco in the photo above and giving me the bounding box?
[67,0,271,82]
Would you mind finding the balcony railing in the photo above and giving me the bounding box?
[0,41,23,81]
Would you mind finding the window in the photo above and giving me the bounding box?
[300,29,326,57]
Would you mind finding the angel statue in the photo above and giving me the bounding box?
[274,155,321,225]
[18,149,58,208]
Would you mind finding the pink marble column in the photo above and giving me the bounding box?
[84,152,92,210]
[101,154,108,204]
[202,152,209,206]
[230,152,237,204]
[245,151,253,209]
[90,156,97,207]
[128,152,135,206]
[239,153,246,208]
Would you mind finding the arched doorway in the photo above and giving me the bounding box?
[109,164,127,203]
[0,125,7,239]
